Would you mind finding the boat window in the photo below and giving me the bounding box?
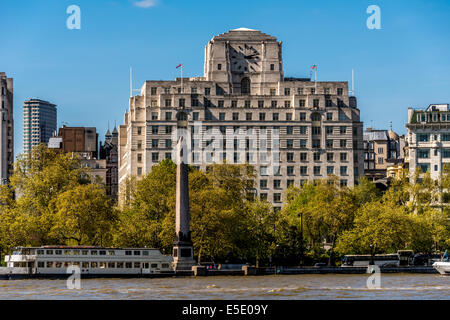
[108,251,115,256]
[91,262,98,268]
[46,262,53,268]
[12,251,20,255]
[143,251,149,256]
[91,251,98,255]
[73,262,80,267]
[64,250,72,255]
[46,250,54,255]
[64,262,70,268]
[143,263,149,269]
[162,263,169,269]
[23,249,30,255]
[38,262,45,268]
[125,262,132,268]
[125,251,132,256]
[134,262,141,268]
[134,251,141,256]
[108,262,115,268]
[82,262,89,268]
[99,262,106,268]
[55,262,62,268]
[37,250,45,255]
[55,250,62,255]
[73,250,80,255]
[117,262,124,268]
[99,251,106,256]
[82,250,89,255]
[151,264,158,269]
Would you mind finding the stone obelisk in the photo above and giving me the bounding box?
[172,134,195,271]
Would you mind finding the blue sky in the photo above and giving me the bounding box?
[1,0,450,156]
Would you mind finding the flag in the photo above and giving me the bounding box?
[311,65,317,70]
[176,63,183,69]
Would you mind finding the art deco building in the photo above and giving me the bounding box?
[406,104,450,180]
[118,28,364,208]
[23,99,57,154]
[0,72,14,185]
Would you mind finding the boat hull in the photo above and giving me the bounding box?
[0,271,183,280]
[432,262,450,275]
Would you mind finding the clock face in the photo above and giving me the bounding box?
[230,44,261,73]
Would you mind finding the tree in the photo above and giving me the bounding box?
[50,184,116,246]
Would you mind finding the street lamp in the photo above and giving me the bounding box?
[369,244,375,265]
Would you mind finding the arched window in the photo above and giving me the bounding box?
[241,77,250,94]
[177,111,187,121]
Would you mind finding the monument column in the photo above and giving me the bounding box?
[172,113,195,271]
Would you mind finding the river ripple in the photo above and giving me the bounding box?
[0,274,448,300]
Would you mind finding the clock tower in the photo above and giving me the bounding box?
[204,28,284,95]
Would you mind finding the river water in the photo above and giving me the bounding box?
[0,274,448,300]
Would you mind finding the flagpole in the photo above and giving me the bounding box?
[181,64,183,94]
[315,65,317,91]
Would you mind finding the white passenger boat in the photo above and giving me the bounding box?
[0,246,175,279]
[432,261,450,275]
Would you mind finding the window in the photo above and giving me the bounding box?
[259,113,266,121]
[152,153,159,162]
[340,166,348,175]
[287,126,293,135]
[340,153,347,161]
[270,64,275,71]
[327,166,334,175]
[300,166,308,175]
[313,99,319,108]
[443,149,450,158]
[165,126,172,134]
[152,112,158,120]
[260,166,268,176]
[246,113,252,121]
[417,149,430,158]
[274,180,281,189]
[137,167,143,175]
[300,139,307,148]
[299,100,306,107]
[311,88,315,95]
[418,163,430,173]
[270,89,276,96]
[152,126,158,134]
[313,153,321,161]
[337,88,343,95]
[260,180,268,189]
[219,113,225,121]
[218,64,222,70]
[314,166,321,175]
[137,154,142,163]
[205,87,211,95]
[179,99,185,108]
[273,113,279,121]
[271,101,277,108]
[299,113,306,121]
[340,140,347,148]
[151,87,157,95]
[165,139,172,148]
[327,153,334,161]
[312,127,321,135]
[312,140,321,148]
[165,99,172,107]
[241,77,251,94]
[340,126,347,134]
[287,152,294,162]
[299,126,307,134]
[377,147,384,154]
[287,180,294,188]
[326,100,332,107]
[340,180,347,187]
[284,88,290,96]
[152,139,159,148]
[441,134,450,141]
[297,88,304,95]
[286,113,292,121]
[274,193,281,203]
[285,101,291,108]
[191,98,199,107]
[326,140,333,148]
[287,139,293,149]
[137,127,142,135]
[327,113,333,121]
[300,153,307,161]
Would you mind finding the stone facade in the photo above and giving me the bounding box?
[363,126,405,181]
[406,104,450,180]
[23,99,57,154]
[0,72,14,185]
[119,28,364,208]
